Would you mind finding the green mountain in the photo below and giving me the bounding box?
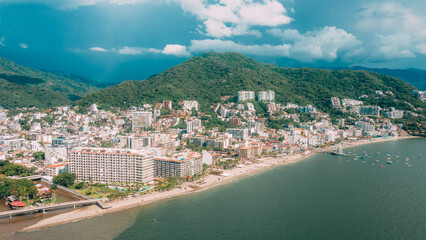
[77,52,425,113]
[333,66,426,91]
[0,58,99,109]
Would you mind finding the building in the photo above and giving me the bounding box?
[154,151,202,178]
[132,112,152,129]
[413,90,425,102]
[68,148,154,184]
[186,119,202,133]
[0,113,6,122]
[238,91,255,101]
[182,101,199,111]
[45,163,68,177]
[162,100,173,110]
[226,128,249,140]
[383,107,404,119]
[360,106,381,117]
[258,90,275,102]
[341,98,363,107]
[331,97,341,108]
[127,135,152,149]
[52,136,82,150]
[90,104,98,112]
[45,147,67,164]
[229,118,241,126]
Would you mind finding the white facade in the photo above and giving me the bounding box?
[132,112,152,129]
[238,91,255,101]
[45,147,68,164]
[69,148,154,184]
[258,90,275,102]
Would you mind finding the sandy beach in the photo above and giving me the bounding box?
[21,135,419,232]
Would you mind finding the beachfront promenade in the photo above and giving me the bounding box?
[0,199,111,218]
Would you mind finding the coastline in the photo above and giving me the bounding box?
[21,135,419,232]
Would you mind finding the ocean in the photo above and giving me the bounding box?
[11,138,426,240]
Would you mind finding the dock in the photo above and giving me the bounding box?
[0,199,111,219]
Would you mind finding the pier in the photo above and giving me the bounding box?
[0,199,111,219]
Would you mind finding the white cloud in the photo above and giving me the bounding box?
[189,26,361,62]
[269,26,362,62]
[20,43,28,49]
[89,47,108,52]
[357,2,426,60]
[176,0,292,38]
[0,37,5,46]
[118,46,154,55]
[162,44,190,57]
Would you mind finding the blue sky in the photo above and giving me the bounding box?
[0,0,426,83]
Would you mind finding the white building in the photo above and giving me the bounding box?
[45,147,68,164]
[45,163,67,177]
[90,104,98,112]
[69,148,155,184]
[182,101,199,111]
[132,112,152,129]
[258,90,275,102]
[238,91,255,101]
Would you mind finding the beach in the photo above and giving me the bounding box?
[21,135,418,232]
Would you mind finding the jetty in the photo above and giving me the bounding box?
[0,199,111,219]
[1,175,111,218]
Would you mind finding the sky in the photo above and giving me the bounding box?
[0,0,426,83]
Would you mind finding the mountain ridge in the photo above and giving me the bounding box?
[0,58,99,109]
[77,52,426,113]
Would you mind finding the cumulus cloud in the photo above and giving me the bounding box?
[0,37,5,47]
[190,26,361,62]
[176,0,292,38]
[20,43,28,49]
[89,47,108,52]
[162,44,190,57]
[357,2,426,60]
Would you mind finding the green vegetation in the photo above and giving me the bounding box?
[0,57,99,109]
[77,52,426,115]
[53,172,77,187]
[155,177,181,191]
[0,177,38,200]
[0,161,33,176]
[33,151,45,161]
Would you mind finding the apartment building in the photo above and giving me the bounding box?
[154,151,202,178]
[258,90,275,102]
[238,91,255,101]
[68,148,154,184]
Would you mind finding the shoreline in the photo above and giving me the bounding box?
[21,135,420,232]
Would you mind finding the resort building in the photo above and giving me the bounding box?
[154,151,202,178]
[238,91,255,101]
[383,107,404,119]
[68,148,154,184]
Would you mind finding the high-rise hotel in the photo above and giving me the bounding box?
[69,148,154,184]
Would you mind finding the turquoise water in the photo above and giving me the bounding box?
[14,138,426,240]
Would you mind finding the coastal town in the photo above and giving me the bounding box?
[1,88,425,220]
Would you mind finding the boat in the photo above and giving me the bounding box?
[380,165,385,168]
[386,161,392,164]
[9,201,26,209]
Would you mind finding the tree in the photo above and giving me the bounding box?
[33,151,45,161]
[53,172,77,187]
